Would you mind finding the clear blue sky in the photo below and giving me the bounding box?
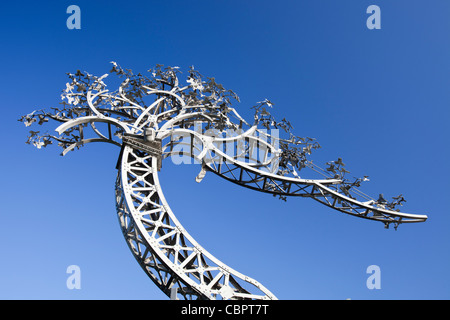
[0,0,449,299]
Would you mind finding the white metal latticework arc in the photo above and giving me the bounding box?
[21,62,427,300]
[161,130,427,225]
[116,146,276,300]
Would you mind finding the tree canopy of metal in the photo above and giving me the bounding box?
[20,62,427,300]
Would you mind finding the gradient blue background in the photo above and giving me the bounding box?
[0,0,449,299]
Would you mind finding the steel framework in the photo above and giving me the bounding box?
[20,63,427,300]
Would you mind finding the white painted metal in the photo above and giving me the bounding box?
[116,146,276,300]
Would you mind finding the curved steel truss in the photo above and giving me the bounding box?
[20,62,427,300]
[116,146,275,300]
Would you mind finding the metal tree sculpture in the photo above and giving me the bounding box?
[20,62,427,300]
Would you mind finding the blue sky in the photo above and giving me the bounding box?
[0,0,449,299]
